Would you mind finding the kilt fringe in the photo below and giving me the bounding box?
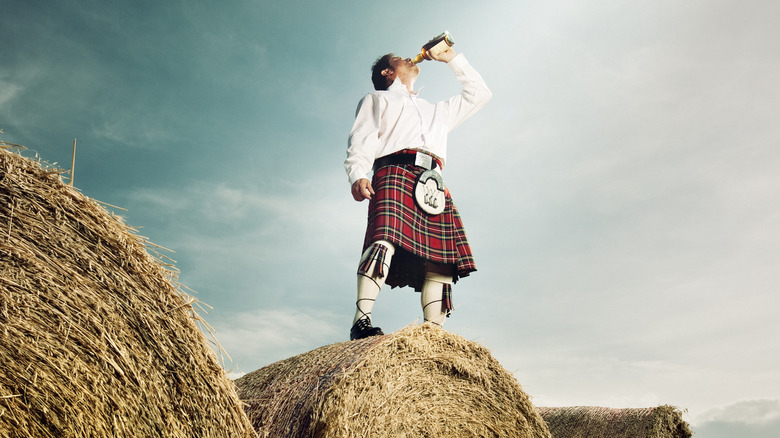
[357,243,388,278]
[442,283,453,316]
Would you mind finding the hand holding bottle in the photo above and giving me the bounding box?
[411,31,456,64]
[430,45,456,63]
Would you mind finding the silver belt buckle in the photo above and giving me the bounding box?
[414,152,433,170]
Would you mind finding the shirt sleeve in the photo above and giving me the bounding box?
[345,93,382,185]
[443,53,493,131]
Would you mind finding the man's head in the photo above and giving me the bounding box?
[371,53,419,91]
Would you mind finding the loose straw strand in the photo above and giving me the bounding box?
[69,138,76,186]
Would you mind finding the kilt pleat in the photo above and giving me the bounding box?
[363,164,476,289]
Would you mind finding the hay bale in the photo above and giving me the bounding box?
[537,406,692,438]
[235,324,551,438]
[0,147,255,437]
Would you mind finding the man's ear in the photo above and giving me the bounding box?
[381,68,393,77]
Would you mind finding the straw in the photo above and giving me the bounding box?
[0,148,255,437]
[537,406,692,438]
[236,324,552,438]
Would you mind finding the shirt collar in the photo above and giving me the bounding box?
[388,77,420,96]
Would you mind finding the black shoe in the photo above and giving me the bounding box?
[350,318,384,340]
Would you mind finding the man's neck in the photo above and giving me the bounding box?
[401,79,416,94]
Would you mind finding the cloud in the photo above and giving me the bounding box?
[207,307,342,373]
[692,399,780,438]
[120,176,364,315]
[125,176,361,251]
[696,399,780,424]
[89,114,181,150]
[0,79,22,107]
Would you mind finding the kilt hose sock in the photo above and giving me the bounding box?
[421,272,453,326]
[353,240,395,325]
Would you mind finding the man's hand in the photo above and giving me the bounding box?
[351,178,375,202]
[431,46,457,63]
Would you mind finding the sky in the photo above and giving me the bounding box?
[2,0,779,435]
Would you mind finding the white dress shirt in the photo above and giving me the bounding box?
[345,53,492,185]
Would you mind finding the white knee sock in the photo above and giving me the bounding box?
[421,272,453,326]
[353,240,395,325]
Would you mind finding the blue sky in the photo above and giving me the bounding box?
[2,1,779,435]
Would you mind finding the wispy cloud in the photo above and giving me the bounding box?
[208,307,342,373]
[0,79,22,108]
[692,399,780,438]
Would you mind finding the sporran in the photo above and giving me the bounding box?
[414,169,446,215]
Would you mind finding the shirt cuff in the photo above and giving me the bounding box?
[348,171,369,186]
[447,53,468,70]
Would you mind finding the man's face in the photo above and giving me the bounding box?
[385,56,419,85]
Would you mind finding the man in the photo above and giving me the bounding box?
[345,43,491,340]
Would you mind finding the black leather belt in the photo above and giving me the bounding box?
[373,151,439,172]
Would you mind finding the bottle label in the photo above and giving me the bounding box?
[428,39,450,58]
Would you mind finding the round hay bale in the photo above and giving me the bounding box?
[0,148,255,437]
[235,324,551,438]
[536,406,692,438]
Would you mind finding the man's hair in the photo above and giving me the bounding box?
[371,53,394,91]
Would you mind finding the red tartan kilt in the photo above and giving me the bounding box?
[363,164,476,286]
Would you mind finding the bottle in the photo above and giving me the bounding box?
[410,31,455,64]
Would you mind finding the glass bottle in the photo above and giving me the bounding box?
[410,31,455,64]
